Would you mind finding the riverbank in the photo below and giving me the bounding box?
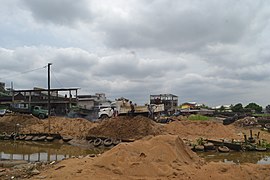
[1,115,270,179]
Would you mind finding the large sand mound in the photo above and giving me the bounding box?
[88,115,164,140]
[92,135,202,178]
[31,134,270,180]
[0,114,41,134]
[165,120,239,140]
[21,117,95,138]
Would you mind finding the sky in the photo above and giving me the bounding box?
[0,0,270,107]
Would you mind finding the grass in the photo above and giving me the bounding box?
[253,114,270,117]
[187,114,210,121]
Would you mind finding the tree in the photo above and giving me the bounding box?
[245,103,263,114]
[266,105,270,114]
[231,103,244,112]
[219,105,225,112]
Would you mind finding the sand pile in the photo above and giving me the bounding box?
[31,135,204,179]
[165,120,239,140]
[88,115,164,140]
[92,135,202,178]
[0,114,41,134]
[30,134,270,180]
[21,117,95,138]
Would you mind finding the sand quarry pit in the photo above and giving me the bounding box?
[30,135,270,180]
[2,115,270,179]
[16,115,165,139]
[1,114,241,141]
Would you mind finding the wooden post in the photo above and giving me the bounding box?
[48,63,52,132]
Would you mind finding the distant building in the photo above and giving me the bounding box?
[150,94,178,112]
[77,93,111,110]
[180,102,214,115]
[180,102,197,109]
[0,87,79,115]
[212,105,232,112]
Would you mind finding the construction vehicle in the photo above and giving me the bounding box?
[98,98,164,119]
[9,104,48,119]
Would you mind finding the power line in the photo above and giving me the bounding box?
[0,65,47,80]
[51,69,64,88]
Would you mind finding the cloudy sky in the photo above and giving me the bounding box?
[1,0,270,107]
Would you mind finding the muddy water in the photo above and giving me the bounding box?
[197,151,270,164]
[0,140,101,162]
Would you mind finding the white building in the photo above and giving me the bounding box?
[77,93,111,110]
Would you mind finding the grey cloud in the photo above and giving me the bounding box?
[91,53,187,79]
[98,0,258,51]
[21,0,92,26]
[2,1,270,107]
[0,47,99,89]
[51,48,99,71]
[169,73,257,105]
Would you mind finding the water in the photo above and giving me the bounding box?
[0,140,100,162]
[197,151,270,164]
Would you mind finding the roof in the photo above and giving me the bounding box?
[11,88,80,93]
[150,94,178,97]
[182,102,197,105]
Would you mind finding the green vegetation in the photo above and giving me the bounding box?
[260,139,270,148]
[231,103,244,112]
[245,102,263,113]
[231,102,263,113]
[253,114,270,117]
[188,114,210,121]
[196,137,204,145]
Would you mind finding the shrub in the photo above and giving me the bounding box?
[188,114,210,121]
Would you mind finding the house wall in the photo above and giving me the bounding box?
[150,94,178,112]
[78,101,95,109]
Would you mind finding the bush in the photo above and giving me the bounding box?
[188,114,210,121]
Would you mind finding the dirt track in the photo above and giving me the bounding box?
[1,115,270,179]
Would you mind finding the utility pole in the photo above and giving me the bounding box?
[11,81,14,107]
[48,63,52,132]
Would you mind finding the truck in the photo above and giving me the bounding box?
[98,98,165,119]
[9,104,49,119]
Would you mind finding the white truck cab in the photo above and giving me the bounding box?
[98,99,164,119]
[98,107,114,119]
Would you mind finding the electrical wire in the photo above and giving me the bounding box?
[0,65,47,80]
[51,69,64,88]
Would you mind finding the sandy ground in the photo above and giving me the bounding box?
[1,115,270,179]
[164,120,270,142]
[20,116,97,138]
[30,135,270,180]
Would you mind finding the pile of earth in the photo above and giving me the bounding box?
[91,135,202,179]
[30,135,270,180]
[233,117,258,127]
[164,120,240,140]
[30,135,202,179]
[20,117,96,138]
[88,115,165,140]
[0,114,41,134]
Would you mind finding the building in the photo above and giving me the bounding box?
[212,105,232,112]
[150,94,178,113]
[77,93,111,110]
[0,87,79,115]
